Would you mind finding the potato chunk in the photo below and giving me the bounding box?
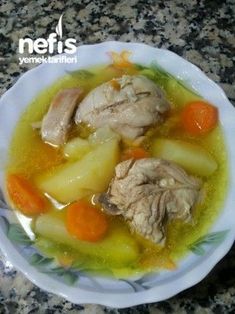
[63,127,120,161]
[36,139,119,203]
[88,126,120,145]
[152,139,217,177]
[63,137,90,160]
[35,213,139,266]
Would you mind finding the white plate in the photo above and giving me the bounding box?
[0,42,235,308]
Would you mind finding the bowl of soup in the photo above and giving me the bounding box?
[0,42,234,308]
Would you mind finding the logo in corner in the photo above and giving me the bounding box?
[18,14,77,65]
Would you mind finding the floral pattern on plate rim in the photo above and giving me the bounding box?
[0,190,229,292]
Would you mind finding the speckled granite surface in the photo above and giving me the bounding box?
[0,0,235,313]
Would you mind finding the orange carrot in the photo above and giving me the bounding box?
[7,174,48,216]
[66,200,108,242]
[122,147,150,161]
[181,101,218,135]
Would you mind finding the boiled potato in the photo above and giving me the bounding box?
[36,139,119,203]
[35,213,139,266]
[63,137,90,160]
[64,128,120,161]
[88,126,120,146]
[152,139,217,177]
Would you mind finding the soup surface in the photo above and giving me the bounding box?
[6,60,228,277]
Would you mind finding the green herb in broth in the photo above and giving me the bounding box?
[139,62,201,108]
[6,63,228,277]
[66,69,94,80]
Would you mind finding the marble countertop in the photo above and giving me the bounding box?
[0,0,235,313]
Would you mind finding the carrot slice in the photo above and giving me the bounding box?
[66,201,108,242]
[122,147,150,161]
[7,174,48,216]
[181,101,218,135]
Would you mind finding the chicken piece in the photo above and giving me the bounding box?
[41,88,82,146]
[99,158,201,244]
[75,75,170,139]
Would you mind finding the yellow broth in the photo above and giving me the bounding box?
[6,64,228,277]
